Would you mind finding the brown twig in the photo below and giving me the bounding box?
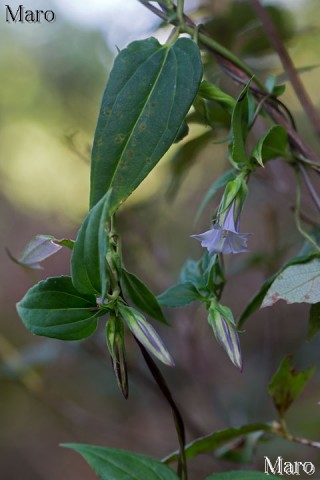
[251,0,320,137]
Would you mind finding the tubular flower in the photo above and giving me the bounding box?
[192,201,251,255]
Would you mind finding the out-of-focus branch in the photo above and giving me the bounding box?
[251,0,320,137]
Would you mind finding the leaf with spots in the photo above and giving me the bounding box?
[268,356,315,417]
[262,257,320,307]
[90,37,202,210]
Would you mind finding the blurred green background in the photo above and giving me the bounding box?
[1,1,320,478]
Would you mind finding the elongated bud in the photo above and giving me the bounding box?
[106,314,128,398]
[208,299,242,370]
[118,303,174,367]
[218,175,248,225]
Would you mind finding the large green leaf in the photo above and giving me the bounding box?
[64,444,179,480]
[71,191,112,297]
[90,37,202,210]
[268,356,315,417]
[163,423,272,464]
[120,269,168,324]
[206,471,282,480]
[17,276,100,340]
[262,257,320,307]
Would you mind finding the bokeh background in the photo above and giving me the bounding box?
[1,0,320,479]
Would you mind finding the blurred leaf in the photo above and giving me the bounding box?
[229,82,251,166]
[158,282,201,307]
[8,235,62,270]
[195,169,236,223]
[203,2,294,57]
[64,444,179,480]
[167,131,213,197]
[308,303,320,341]
[216,431,264,464]
[90,37,202,210]
[106,314,128,398]
[163,423,272,464]
[118,303,174,367]
[277,64,320,84]
[71,191,112,297]
[298,228,320,257]
[239,253,318,327]
[251,126,287,167]
[208,301,242,370]
[120,269,168,324]
[17,276,101,341]
[262,257,320,307]
[206,471,282,480]
[199,80,235,113]
[268,356,315,417]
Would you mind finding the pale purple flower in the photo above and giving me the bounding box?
[192,202,251,255]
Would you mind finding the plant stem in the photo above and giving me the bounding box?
[294,170,320,252]
[137,341,188,480]
[299,164,320,214]
[251,0,320,137]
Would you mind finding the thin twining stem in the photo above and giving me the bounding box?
[299,164,320,214]
[137,340,188,480]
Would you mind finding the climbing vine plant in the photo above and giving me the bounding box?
[13,1,320,479]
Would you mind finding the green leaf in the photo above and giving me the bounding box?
[268,356,315,417]
[118,303,174,366]
[64,444,179,480]
[163,423,272,464]
[7,235,63,270]
[198,80,236,113]
[106,314,128,398]
[251,125,287,167]
[90,37,202,210]
[120,269,168,324]
[71,191,112,297]
[208,301,242,370]
[206,471,282,480]
[16,276,100,341]
[229,82,251,166]
[238,253,317,328]
[195,169,236,223]
[262,257,320,307]
[158,282,201,307]
[54,238,75,249]
[308,303,320,340]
